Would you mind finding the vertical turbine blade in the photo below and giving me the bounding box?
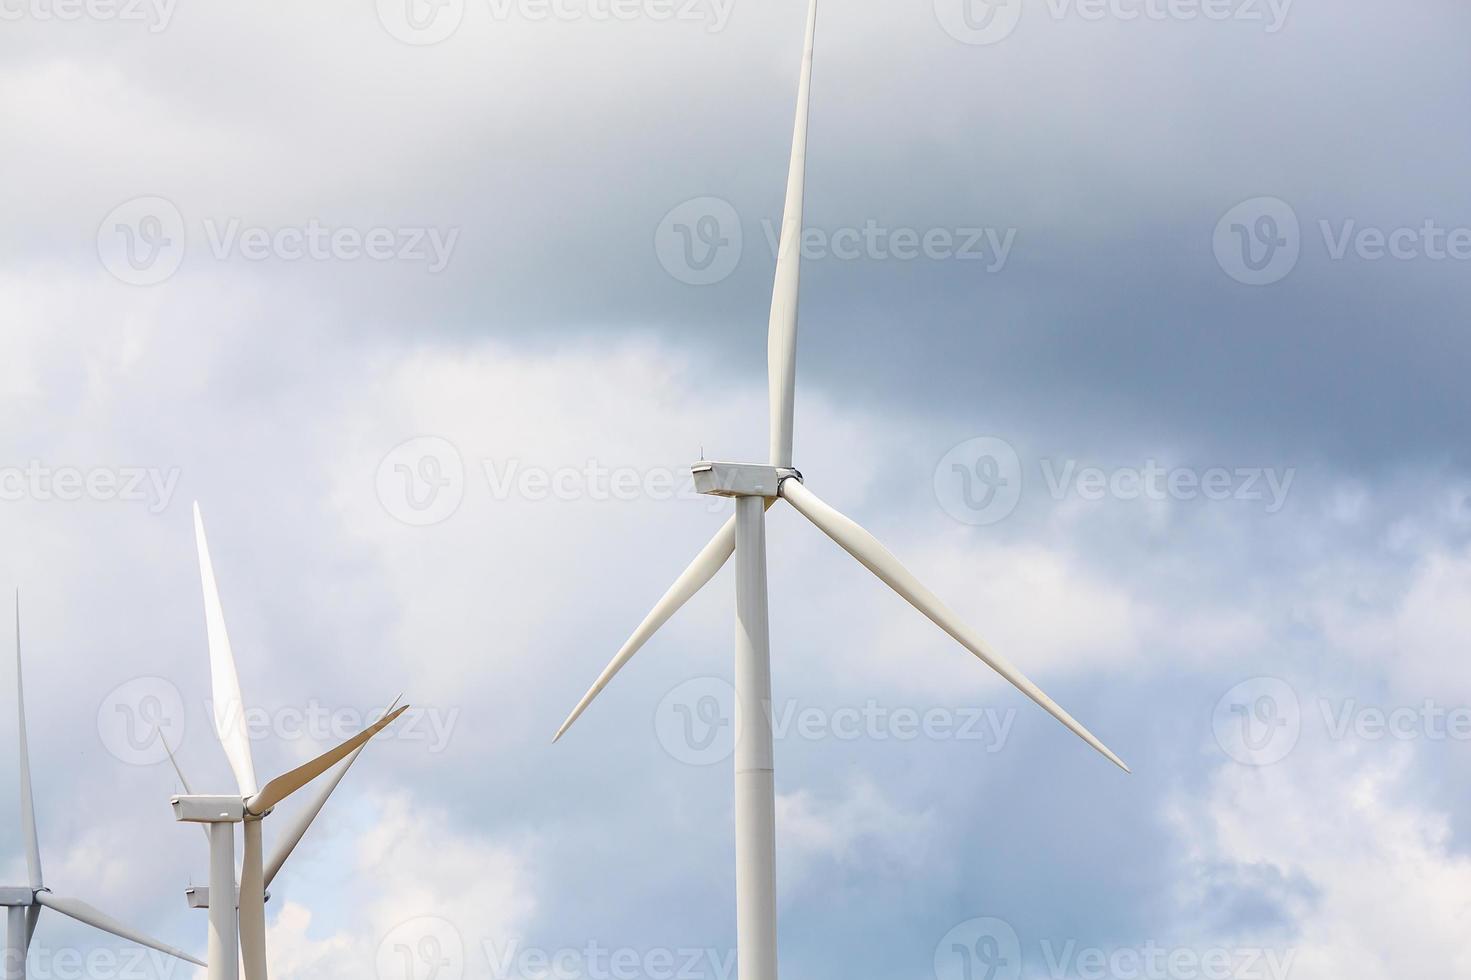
[767,0,820,468]
[240,821,269,980]
[780,480,1130,772]
[34,893,205,967]
[554,516,742,741]
[265,698,400,888]
[15,591,44,891]
[194,503,260,799]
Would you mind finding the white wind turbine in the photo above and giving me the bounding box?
[4,593,204,980]
[172,505,408,980]
[554,3,1130,979]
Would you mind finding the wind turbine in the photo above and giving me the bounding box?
[553,3,1130,979]
[171,504,409,980]
[3,593,203,980]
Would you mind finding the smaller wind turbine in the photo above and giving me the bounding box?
[171,505,409,980]
[3,593,204,980]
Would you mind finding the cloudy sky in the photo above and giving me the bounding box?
[3,0,1470,978]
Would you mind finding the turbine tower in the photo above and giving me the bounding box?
[554,4,1130,979]
[172,505,409,980]
[4,593,203,980]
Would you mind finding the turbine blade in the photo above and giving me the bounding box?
[240,820,268,980]
[164,739,211,844]
[15,591,44,890]
[554,516,740,742]
[24,904,41,949]
[780,479,1130,772]
[35,893,205,967]
[194,503,259,798]
[248,703,409,815]
[265,697,401,888]
[767,0,819,468]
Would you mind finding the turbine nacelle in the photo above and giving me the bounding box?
[0,891,38,910]
[691,462,802,499]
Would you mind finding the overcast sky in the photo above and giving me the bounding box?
[2,1,1470,978]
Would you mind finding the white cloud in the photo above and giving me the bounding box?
[263,793,537,980]
[1171,740,1471,978]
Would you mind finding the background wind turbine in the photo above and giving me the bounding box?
[171,505,408,980]
[3,593,204,980]
[555,3,1130,979]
